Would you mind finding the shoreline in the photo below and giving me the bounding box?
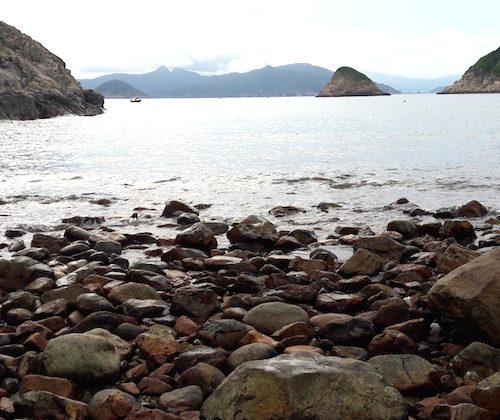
[0,199,499,418]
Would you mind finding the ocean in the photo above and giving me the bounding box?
[1,94,499,247]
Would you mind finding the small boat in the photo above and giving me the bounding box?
[130,97,142,103]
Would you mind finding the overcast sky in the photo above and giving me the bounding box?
[3,0,499,79]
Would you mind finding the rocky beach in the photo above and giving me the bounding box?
[0,197,499,419]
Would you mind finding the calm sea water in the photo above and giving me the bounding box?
[0,94,499,243]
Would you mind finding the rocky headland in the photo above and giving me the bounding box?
[0,198,499,419]
[317,66,389,97]
[95,80,146,99]
[441,46,500,94]
[0,21,104,120]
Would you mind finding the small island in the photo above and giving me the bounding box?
[317,66,389,97]
[441,46,500,94]
[0,21,104,120]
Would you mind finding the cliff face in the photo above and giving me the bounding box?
[441,47,500,94]
[317,66,389,97]
[0,21,104,120]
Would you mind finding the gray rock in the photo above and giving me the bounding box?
[243,302,309,335]
[228,343,277,370]
[42,333,120,381]
[200,352,406,420]
[159,385,204,413]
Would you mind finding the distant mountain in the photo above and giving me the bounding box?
[95,79,146,98]
[81,64,334,98]
[317,67,389,97]
[441,46,500,94]
[376,83,401,94]
[366,72,460,93]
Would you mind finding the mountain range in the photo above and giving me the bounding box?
[79,64,459,98]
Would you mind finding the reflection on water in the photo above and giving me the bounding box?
[0,95,499,238]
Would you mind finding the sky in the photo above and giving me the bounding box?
[2,0,499,79]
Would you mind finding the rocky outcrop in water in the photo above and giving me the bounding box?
[441,47,500,94]
[0,21,104,120]
[317,66,389,97]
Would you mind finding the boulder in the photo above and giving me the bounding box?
[456,200,488,218]
[317,66,389,97]
[355,236,406,261]
[472,372,500,414]
[0,257,53,291]
[200,353,406,420]
[436,243,480,274]
[159,385,204,414]
[428,248,500,345]
[42,333,120,382]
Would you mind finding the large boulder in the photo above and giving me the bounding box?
[200,353,406,420]
[428,248,500,345]
[227,215,279,246]
[42,333,120,382]
[0,22,103,120]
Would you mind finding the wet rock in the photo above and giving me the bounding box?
[368,354,436,393]
[159,385,204,414]
[108,282,161,304]
[124,408,175,419]
[31,233,68,254]
[440,220,476,243]
[175,222,217,251]
[84,329,132,361]
[16,390,88,420]
[330,345,368,360]
[289,229,317,245]
[177,362,225,396]
[243,302,309,335]
[5,229,25,238]
[275,235,303,250]
[162,200,199,217]
[41,283,89,306]
[387,220,419,239]
[6,308,34,324]
[435,242,480,274]
[451,342,500,379]
[228,343,277,370]
[64,225,91,241]
[338,248,384,276]
[472,372,500,414]
[59,242,91,256]
[171,286,220,322]
[135,324,179,359]
[114,323,146,341]
[384,318,429,342]
[200,352,406,420]
[34,298,70,318]
[456,200,488,218]
[227,215,279,247]
[368,330,418,356]
[428,248,500,345]
[315,291,365,313]
[174,315,199,337]
[19,374,77,398]
[355,235,406,261]
[0,256,53,291]
[318,316,375,346]
[429,403,493,420]
[372,298,409,327]
[88,388,139,420]
[174,345,227,373]
[199,319,252,350]
[204,221,229,235]
[123,298,169,319]
[176,212,200,225]
[76,293,114,313]
[42,333,120,382]
[64,311,129,334]
[94,240,122,255]
[269,205,306,217]
[8,238,25,252]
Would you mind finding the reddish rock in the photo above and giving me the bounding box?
[136,325,179,359]
[137,377,172,395]
[19,374,77,398]
[88,388,139,420]
[17,390,88,420]
[440,220,476,243]
[368,330,418,356]
[177,362,225,396]
[456,200,488,218]
[315,291,365,313]
[174,346,227,373]
[175,316,200,337]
